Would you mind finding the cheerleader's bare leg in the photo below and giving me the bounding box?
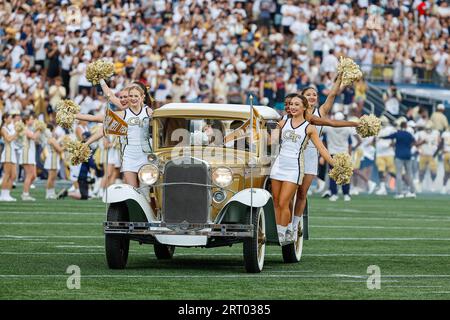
[22,164,36,194]
[294,174,315,218]
[123,172,139,188]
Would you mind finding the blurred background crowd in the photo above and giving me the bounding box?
[0,0,449,198]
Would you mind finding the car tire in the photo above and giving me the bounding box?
[105,203,130,269]
[282,215,303,263]
[243,207,266,273]
[154,243,175,259]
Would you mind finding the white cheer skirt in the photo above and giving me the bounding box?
[107,148,121,168]
[304,147,319,176]
[270,154,304,185]
[121,145,149,173]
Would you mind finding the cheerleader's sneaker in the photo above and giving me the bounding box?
[0,196,17,202]
[21,194,36,201]
[46,194,57,200]
[30,184,36,189]
[343,195,351,202]
[394,194,405,199]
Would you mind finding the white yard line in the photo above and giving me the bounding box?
[0,222,99,226]
[0,212,103,216]
[311,225,450,231]
[0,235,103,239]
[384,285,443,288]
[1,252,450,258]
[310,237,450,241]
[54,245,104,248]
[312,216,450,222]
[0,274,449,280]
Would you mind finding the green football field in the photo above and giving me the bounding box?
[1,187,450,300]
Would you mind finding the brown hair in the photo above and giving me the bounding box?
[291,93,310,110]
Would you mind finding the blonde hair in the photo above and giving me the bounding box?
[127,85,145,96]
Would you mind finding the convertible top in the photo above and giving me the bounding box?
[153,103,282,121]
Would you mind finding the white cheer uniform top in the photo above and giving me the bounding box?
[279,118,310,159]
[121,106,150,146]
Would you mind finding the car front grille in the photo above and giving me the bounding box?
[162,157,211,224]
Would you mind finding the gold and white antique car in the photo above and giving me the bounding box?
[103,103,307,273]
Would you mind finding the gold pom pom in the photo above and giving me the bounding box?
[329,153,354,185]
[55,100,80,129]
[14,121,26,136]
[337,56,363,86]
[356,114,382,138]
[56,99,81,114]
[33,120,47,132]
[86,59,115,85]
[63,139,92,165]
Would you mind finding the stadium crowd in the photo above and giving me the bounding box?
[0,0,449,201]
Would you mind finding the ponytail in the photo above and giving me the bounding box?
[132,81,155,109]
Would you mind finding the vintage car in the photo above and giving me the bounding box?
[103,103,308,273]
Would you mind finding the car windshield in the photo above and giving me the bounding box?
[154,117,254,151]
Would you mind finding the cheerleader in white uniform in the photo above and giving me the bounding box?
[44,124,63,199]
[0,113,19,201]
[20,114,42,201]
[291,76,360,234]
[270,94,335,242]
[79,83,153,187]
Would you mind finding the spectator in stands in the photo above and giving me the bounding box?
[383,83,402,117]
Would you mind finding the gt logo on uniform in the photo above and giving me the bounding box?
[283,130,301,143]
[127,117,142,126]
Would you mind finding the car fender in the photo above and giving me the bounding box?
[103,184,155,222]
[216,188,278,243]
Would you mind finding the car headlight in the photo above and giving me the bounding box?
[212,167,233,188]
[138,164,159,185]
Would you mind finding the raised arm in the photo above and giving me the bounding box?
[75,113,105,123]
[305,111,360,128]
[307,125,334,166]
[99,79,124,109]
[319,72,343,117]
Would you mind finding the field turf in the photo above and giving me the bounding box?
[1,187,450,300]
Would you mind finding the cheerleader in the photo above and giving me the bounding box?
[291,75,360,233]
[270,94,335,242]
[44,124,63,199]
[78,83,153,187]
[0,113,19,202]
[20,114,42,201]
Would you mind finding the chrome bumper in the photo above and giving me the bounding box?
[104,221,254,237]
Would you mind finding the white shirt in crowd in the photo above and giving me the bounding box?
[321,53,339,73]
[74,94,95,114]
[322,126,354,155]
[281,4,300,27]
